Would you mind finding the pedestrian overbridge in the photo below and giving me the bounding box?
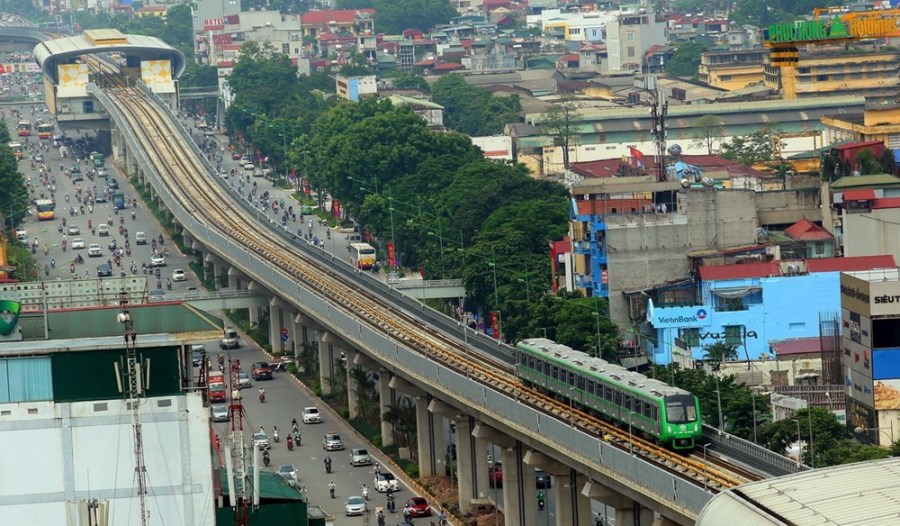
[162,288,268,311]
[391,278,466,300]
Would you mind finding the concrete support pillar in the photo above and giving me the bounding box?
[319,331,344,395]
[590,484,654,526]
[415,396,445,478]
[247,282,262,327]
[227,266,241,290]
[379,372,394,447]
[499,444,537,526]
[454,416,490,511]
[346,349,360,419]
[289,313,302,358]
[653,516,680,526]
[552,473,591,526]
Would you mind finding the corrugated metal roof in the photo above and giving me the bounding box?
[806,255,896,273]
[697,457,900,526]
[831,174,900,189]
[770,337,821,356]
[33,303,223,340]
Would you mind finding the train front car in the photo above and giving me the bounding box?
[659,393,702,450]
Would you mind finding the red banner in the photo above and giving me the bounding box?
[302,178,311,196]
[364,229,372,242]
[490,311,500,340]
[331,199,342,219]
[387,242,396,267]
[204,17,225,30]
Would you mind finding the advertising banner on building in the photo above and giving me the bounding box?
[386,242,396,268]
[846,398,876,442]
[841,273,900,317]
[644,300,711,329]
[490,311,500,340]
[873,348,900,381]
[847,366,875,408]
[875,379,900,409]
[842,308,872,348]
[845,338,873,379]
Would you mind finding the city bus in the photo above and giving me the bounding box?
[16,120,30,136]
[35,198,54,221]
[7,142,22,159]
[350,242,377,270]
[36,122,53,139]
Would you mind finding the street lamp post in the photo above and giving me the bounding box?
[627,411,637,455]
[715,373,724,435]
[854,425,895,446]
[795,419,802,468]
[517,277,531,302]
[388,195,396,272]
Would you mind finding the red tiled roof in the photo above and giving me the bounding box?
[570,154,756,179]
[699,261,781,281]
[433,62,464,71]
[559,54,579,62]
[301,9,374,25]
[806,255,896,273]
[844,189,876,201]
[872,197,900,209]
[771,337,821,356]
[784,218,833,241]
[831,140,883,151]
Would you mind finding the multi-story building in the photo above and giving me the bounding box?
[840,268,900,446]
[699,49,767,91]
[335,74,377,101]
[299,9,375,42]
[822,94,900,147]
[605,12,667,71]
[645,255,895,367]
[764,48,900,100]
[197,12,305,67]
[526,9,612,43]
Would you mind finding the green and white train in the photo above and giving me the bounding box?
[516,338,702,450]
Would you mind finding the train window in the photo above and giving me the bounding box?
[643,401,652,418]
[623,394,632,410]
[665,395,697,424]
[568,371,576,386]
[577,375,585,390]
[551,365,558,380]
[520,353,527,365]
[536,360,543,373]
[587,380,595,395]
[651,405,658,421]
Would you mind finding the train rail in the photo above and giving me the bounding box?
[97,76,756,493]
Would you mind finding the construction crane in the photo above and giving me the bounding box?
[225,357,251,525]
[764,8,900,66]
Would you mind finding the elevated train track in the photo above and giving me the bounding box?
[88,61,759,508]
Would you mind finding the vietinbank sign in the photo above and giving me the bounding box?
[646,301,711,329]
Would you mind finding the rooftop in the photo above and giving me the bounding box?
[697,457,900,526]
[806,255,896,273]
[831,173,900,189]
[699,261,781,281]
[783,218,833,241]
[770,337,822,356]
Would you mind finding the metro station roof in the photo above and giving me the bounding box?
[32,28,185,84]
[697,457,900,526]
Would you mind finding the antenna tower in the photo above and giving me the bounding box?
[228,357,249,525]
[118,292,149,526]
[648,76,668,182]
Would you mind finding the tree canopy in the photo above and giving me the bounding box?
[720,128,777,166]
[431,74,521,136]
[666,42,708,80]
[336,0,458,34]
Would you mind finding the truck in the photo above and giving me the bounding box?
[112,192,125,212]
[90,151,105,168]
[208,371,227,403]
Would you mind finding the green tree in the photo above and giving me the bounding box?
[540,95,580,171]
[759,408,845,467]
[666,42,708,80]
[690,115,725,155]
[855,148,883,175]
[431,74,521,135]
[702,341,739,365]
[382,72,431,93]
[373,0,457,34]
[720,129,777,165]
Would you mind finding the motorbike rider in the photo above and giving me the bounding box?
[273,426,280,442]
[324,456,332,473]
[328,481,336,499]
[262,450,270,466]
[258,387,265,402]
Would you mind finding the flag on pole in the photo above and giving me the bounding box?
[629,147,645,159]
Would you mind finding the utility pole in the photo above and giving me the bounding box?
[117,292,149,526]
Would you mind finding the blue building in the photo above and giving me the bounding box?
[570,198,610,298]
[645,255,896,365]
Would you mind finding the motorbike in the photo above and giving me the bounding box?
[259,391,266,403]
[329,485,335,499]
[287,436,294,451]
[273,430,280,443]
[386,495,395,513]
[294,430,301,445]
[324,458,332,474]
[263,451,270,467]
[538,493,546,510]
[362,486,369,501]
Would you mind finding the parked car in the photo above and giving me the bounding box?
[210,405,229,422]
[302,406,322,424]
[323,432,344,451]
[374,472,400,493]
[407,496,431,517]
[251,361,272,381]
[350,448,372,466]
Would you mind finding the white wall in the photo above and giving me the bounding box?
[0,394,214,525]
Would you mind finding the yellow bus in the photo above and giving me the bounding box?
[350,242,377,270]
[37,122,53,139]
[35,198,54,220]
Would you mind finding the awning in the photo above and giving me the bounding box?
[844,189,876,201]
[710,286,761,299]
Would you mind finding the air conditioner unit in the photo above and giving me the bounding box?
[833,218,842,227]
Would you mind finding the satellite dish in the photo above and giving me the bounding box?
[680,178,690,188]
[701,177,715,187]
[668,144,682,156]
[787,264,801,275]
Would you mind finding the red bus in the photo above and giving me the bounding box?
[208,371,227,403]
[16,120,30,136]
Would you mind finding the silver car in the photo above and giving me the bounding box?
[350,448,372,466]
[253,432,269,450]
[210,405,229,422]
[345,496,366,516]
[238,371,251,389]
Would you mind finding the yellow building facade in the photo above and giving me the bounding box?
[765,50,900,100]
[821,97,900,148]
[699,49,767,91]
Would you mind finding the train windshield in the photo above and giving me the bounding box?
[664,395,697,424]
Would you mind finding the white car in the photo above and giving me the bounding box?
[374,472,400,493]
[71,237,85,249]
[277,464,298,486]
[253,432,269,450]
[172,269,187,282]
[345,496,366,516]
[238,371,251,389]
[87,243,102,257]
[67,225,80,235]
[150,254,166,267]
[302,406,322,424]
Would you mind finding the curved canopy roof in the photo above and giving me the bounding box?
[33,29,185,85]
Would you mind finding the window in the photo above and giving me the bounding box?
[817,74,829,81]
[719,75,732,81]
[724,325,742,345]
[627,47,635,58]
[815,242,825,255]
[568,371,576,387]
[717,297,746,312]
[626,32,635,42]
[680,328,700,348]
[282,43,290,54]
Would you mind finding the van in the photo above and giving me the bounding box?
[135,232,147,245]
[220,328,239,350]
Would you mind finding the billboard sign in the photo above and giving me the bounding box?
[645,301,711,329]
[846,398,876,444]
[873,348,900,381]
[875,379,900,410]
[847,366,875,408]
[840,274,900,317]
[842,308,871,348]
